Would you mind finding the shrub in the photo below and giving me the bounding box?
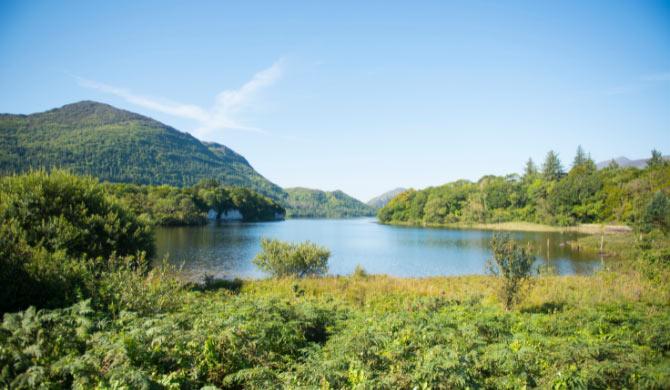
[253,238,330,278]
[0,170,154,313]
[352,264,368,278]
[92,257,184,316]
[642,191,670,234]
[487,233,535,310]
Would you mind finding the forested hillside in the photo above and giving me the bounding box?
[0,101,285,199]
[379,147,670,228]
[285,187,375,218]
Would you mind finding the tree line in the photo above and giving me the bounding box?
[379,147,670,230]
[105,178,285,226]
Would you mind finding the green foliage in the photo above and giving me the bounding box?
[0,170,153,260]
[647,149,668,169]
[0,170,154,313]
[0,101,285,199]
[548,163,602,224]
[92,258,184,317]
[1,288,668,389]
[487,233,535,310]
[523,157,538,179]
[542,150,565,181]
[285,187,375,218]
[642,191,670,234]
[253,238,330,277]
[379,147,670,228]
[106,179,285,226]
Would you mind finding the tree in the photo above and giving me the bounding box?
[573,145,588,167]
[542,151,564,181]
[647,149,666,169]
[549,164,603,224]
[642,191,670,233]
[571,146,596,174]
[253,239,330,278]
[487,233,535,310]
[524,158,538,178]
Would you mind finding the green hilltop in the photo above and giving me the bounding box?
[0,101,285,199]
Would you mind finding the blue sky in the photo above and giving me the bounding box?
[1,1,669,200]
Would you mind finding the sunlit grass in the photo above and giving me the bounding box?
[239,264,670,311]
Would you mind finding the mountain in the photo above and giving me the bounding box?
[284,187,376,218]
[367,187,407,209]
[596,155,670,170]
[0,101,285,199]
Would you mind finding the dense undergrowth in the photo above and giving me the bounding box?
[2,270,669,389]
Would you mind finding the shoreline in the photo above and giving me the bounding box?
[379,220,632,235]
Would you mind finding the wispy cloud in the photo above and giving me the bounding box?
[76,59,284,138]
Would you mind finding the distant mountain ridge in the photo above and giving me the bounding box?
[596,155,670,170]
[367,187,407,209]
[285,187,375,218]
[0,101,285,199]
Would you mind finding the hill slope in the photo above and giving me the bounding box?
[367,187,407,209]
[0,101,285,199]
[285,187,375,218]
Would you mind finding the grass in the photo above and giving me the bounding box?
[567,231,640,258]
[239,267,669,310]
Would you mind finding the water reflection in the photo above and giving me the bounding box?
[154,218,602,280]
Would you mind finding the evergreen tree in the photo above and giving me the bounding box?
[524,158,538,178]
[647,149,666,168]
[642,191,670,233]
[542,151,564,181]
[572,145,596,172]
[573,145,588,167]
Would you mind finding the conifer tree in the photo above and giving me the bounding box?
[573,145,587,167]
[647,149,666,168]
[542,150,564,181]
[524,158,538,178]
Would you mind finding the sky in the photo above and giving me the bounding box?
[1,1,669,201]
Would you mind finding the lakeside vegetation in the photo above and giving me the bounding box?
[379,147,670,230]
[106,179,285,226]
[284,187,375,218]
[1,170,669,388]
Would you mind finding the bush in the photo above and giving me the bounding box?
[0,170,154,313]
[253,239,330,278]
[487,233,535,310]
[92,257,184,316]
[352,264,368,278]
[642,191,670,234]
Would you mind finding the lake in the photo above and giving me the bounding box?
[155,218,602,280]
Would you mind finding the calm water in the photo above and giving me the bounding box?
[155,218,602,279]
